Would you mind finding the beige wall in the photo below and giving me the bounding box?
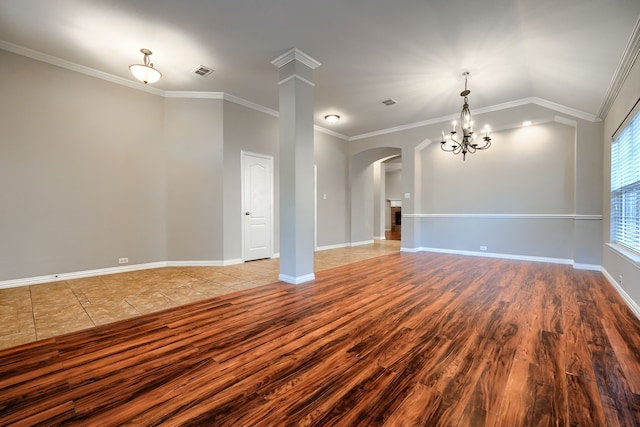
[0,50,166,280]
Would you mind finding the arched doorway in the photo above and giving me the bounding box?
[349,147,401,245]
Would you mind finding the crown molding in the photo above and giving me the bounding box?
[0,40,164,96]
[164,91,224,99]
[529,98,601,122]
[314,125,349,141]
[222,93,279,117]
[277,73,315,87]
[271,48,321,69]
[1,40,604,142]
[598,16,640,119]
[163,91,279,117]
[349,97,600,141]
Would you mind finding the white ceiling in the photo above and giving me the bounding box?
[1,0,639,138]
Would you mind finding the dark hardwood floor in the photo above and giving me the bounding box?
[1,252,640,426]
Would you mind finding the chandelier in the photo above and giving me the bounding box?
[440,72,491,160]
[129,48,162,84]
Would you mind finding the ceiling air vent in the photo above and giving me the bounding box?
[192,65,214,78]
[382,99,398,106]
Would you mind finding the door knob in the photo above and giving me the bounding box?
[245,212,251,215]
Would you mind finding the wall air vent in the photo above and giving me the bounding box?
[192,65,214,78]
[382,99,398,106]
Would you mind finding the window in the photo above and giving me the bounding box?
[611,108,640,253]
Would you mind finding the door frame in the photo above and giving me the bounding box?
[240,150,274,262]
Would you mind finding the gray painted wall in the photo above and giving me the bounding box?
[222,101,279,259]
[164,98,224,262]
[0,46,610,289]
[349,103,603,265]
[0,49,353,282]
[315,131,349,247]
[602,54,640,307]
[385,170,402,202]
[418,122,577,259]
[385,169,402,230]
[0,50,166,280]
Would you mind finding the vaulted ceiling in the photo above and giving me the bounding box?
[1,0,639,138]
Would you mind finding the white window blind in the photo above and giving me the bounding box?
[611,108,640,253]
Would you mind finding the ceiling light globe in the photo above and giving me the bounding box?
[129,64,162,84]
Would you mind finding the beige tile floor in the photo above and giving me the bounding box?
[0,240,400,350]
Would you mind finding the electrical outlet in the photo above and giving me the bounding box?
[480,246,488,251]
[619,275,623,285]
[118,257,129,265]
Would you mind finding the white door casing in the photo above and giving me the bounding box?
[242,152,273,261]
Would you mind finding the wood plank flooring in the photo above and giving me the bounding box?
[1,252,640,426]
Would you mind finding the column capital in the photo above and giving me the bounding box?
[271,48,321,70]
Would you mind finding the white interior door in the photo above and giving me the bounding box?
[242,152,273,261]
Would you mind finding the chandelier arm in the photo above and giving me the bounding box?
[440,143,454,153]
[476,138,491,150]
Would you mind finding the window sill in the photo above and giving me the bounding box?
[606,243,640,266]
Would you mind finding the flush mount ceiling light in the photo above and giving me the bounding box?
[522,120,533,126]
[129,48,162,84]
[440,72,492,161]
[324,114,340,124]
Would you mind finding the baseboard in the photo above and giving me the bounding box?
[602,267,640,320]
[316,243,348,252]
[572,263,602,271]
[0,259,241,289]
[0,262,166,289]
[350,240,375,247]
[412,247,573,265]
[278,273,315,284]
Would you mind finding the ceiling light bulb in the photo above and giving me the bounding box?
[324,114,340,123]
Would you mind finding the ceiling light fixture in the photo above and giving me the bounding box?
[440,72,491,160]
[324,114,340,123]
[522,120,532,126]
[129,48,162,84]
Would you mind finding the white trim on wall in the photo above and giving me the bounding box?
[598,16,640,119]
[400,246,601,271]
[278,273,316,284]
[0,40,164,96]
[316,243,349,251]
[349,97,601,141]
[350,240,375,247]
[602,267,640,320]
[0,41,600,145]
[404,213,602,220]
[0,259,245,290]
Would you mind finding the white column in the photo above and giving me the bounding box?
[272,49,321,284]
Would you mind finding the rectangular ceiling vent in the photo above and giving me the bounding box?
[192,65,214,78]
[382,99,398,106]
